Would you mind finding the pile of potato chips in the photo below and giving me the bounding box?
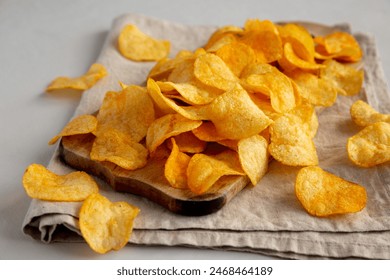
[22,18,390,253]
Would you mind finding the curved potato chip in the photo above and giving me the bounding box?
[164,138,191,189]
[206,83,273,139]
[320,59,364,96]
[238,135,269,186]
[118,24,170,61]
[347,122,390,167]
[187,150,244,195]
[194,53,238,91]
[295,166,367,217]
[96,85,155,142]
[269,114,318,166]
[206,33,237,53]
[289,102,319,138]
[46,63,107,92]
[279,42,325,71]
[90,129,148,170]
[204,25,243,50]
[350,100,390,127]
[166,131,206,153]
[22,163,99,201]
[146,113,202,155]
[192,121,226,142]
[79,193,140,254]
[48,114,97,145]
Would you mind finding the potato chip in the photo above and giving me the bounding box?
[148,50,193,80]
[22,163,99,202]
[320,59,364,96]
[90,129,148,170]
[350,100,390,127]
[46,63,107,92]
[204,25,243,50]
[206,33,237,53]
[192,121,226,142]
[48,114,97,145]
[79,193,140,254]
[279,42,325,71]
[288,70,338,107]
[146,113,202,155]
[166,131,206,153]
[164,138,191,189]
[205,83,273,139]
[118,24,170,61]
[295,166,367,217]
[289,102,319,138]
[96,85,155,142]
[238,135,269,185]
[347,122,390,167]
[269,114,318,166]
[187,150,245,194]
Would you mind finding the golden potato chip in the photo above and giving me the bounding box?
[22,163,99,202]
[269,114,318,166]
[350,100,390,127]
[288,70,338,107]
[204,25,243,50]
[166,131,206,153]
[146,113,202,155]
[96,85,155,142]
[320,59,364,96]
[46,63,107,92]
[289,102,319,138]
[193,53,238,91]
[164,138,191,189]
[79,193,140,254]
[205,83,273,139]
[148,50,193,80]
[187,150,245,194]
[206,33,237,53]
[48,114,97,145]
[238,135,269,185]
[118,24,170,61]
[279,42,325,71]
[347,122,390,167]
[295,166,367,217]
[90,129,148,170]
[192,121,226,142]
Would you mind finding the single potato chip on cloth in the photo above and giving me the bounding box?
[347,122,390,167]
[22,164,99,202]
[350,100,390,126]
[295,166,367,217]
[118,24,170,61]
[79,193,140,254]
[46,63,107,92]
[48,114,97,145]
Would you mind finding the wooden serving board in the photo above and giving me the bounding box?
[59,134,250,216]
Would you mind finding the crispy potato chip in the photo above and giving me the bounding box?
[22,163,99,201]
[79,193,140,254]
[238,135,269,185]
[320,59,364,96]
[192,121,226,142]
[205,83,273,139]
[48,114,97,145]
[295,166,367,216]
[194,53,238,91]
[96,85,155,142]
[206,33,237,53]
[289,102,319,138]
[288,70,338,107]
[279,42,325,71]
[166,131,206,153]
[269,114,318,166]
[146,113,202,155]
[350,100,390,127]
[187,150,245,194]
[46,63,107,92]
[90,129,148,170]
[347,122,390,167]
[164,138,191,189]
[148,50,193,80]
[118,24,170,61]
[204,25,243,50]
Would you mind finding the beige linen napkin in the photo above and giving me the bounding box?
[23,13,390,259]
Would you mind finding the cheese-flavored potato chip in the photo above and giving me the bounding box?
[164,138,191,189]
[238,135,269,185]
[46,63,107,92]
[146,113,202,155]
[90,129,148,170]
[48,114,97,145]
[350,100,390,127]
[22,164,99,201]
[347,122,390,167]
[79,193,140,254]
[320,59,364,96]
[269,114,318,166]
[187,150,245,194]
[295,166,367,216]
[118,24,170,61]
